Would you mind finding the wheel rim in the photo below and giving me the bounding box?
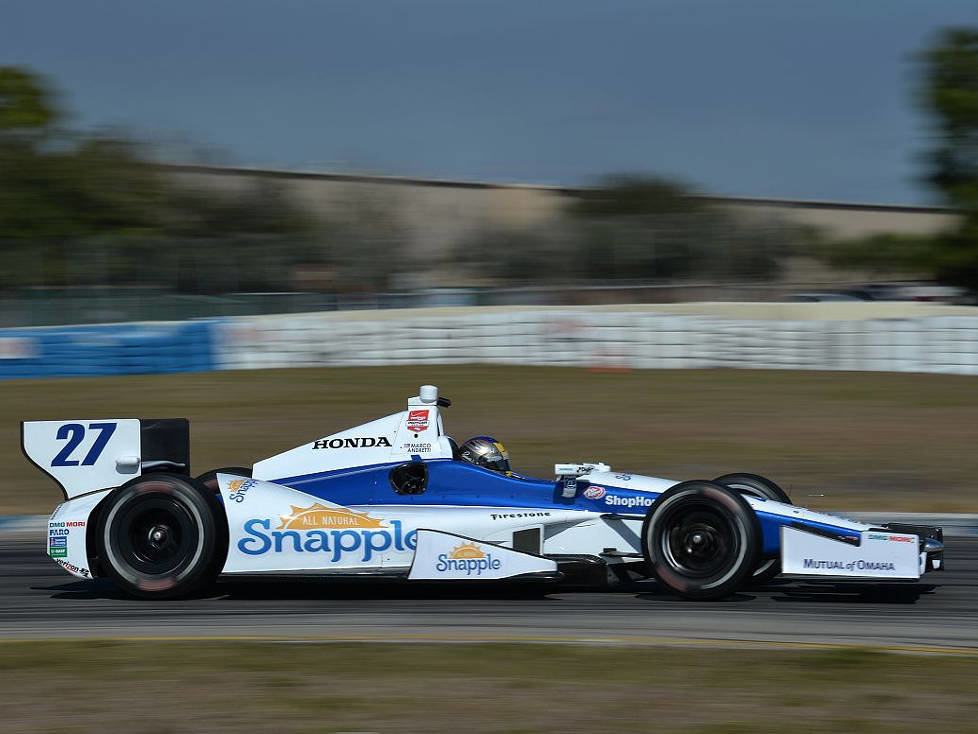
[112,496,199,576]
[660,503,736,578]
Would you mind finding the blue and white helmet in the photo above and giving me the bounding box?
[459,435,512,475]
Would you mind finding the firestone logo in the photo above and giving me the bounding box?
[435,541,502,576]
[238,503,416,562]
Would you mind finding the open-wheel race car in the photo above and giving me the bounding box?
[23,385,945,600]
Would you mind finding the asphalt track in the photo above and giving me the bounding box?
[2,532,976,652]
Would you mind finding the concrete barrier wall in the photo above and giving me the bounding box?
[216,308,978,375]
[3,306,978,379]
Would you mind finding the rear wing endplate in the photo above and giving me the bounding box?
[21,419,190,500]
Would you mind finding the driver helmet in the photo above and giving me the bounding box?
[459,436,512,475]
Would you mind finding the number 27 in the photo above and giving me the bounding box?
[52,423,117,467]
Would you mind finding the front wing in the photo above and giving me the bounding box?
[781,525,939,580]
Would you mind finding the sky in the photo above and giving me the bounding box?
[3,1,977,204]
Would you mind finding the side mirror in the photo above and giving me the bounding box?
[390,462,428,495]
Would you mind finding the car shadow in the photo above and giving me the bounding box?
[37,576,934,605]
[769,582,937,604]
[631,577,936,604]
[634,591,758,603]
[36,579,131,600]
[217,578,566,601]
[37,578,562,602]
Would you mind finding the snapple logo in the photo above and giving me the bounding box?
[435,541,502,576]
[238,503,416,562]
[228,478,257,503]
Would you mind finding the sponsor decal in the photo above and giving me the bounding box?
[238,503,416,562]
[48,534,68,558]
[48,521,85,528]
[803,558,897,572]
[489,511,551,521]
[312,436,393,450]
[407,409,430,432]
[277,503,386,530]
[435,541,503,576]
[583,485,606,500]
[228,478,257,503]
[868,533,915,543]
[401,442,433,453]
[604,494,655,508]
[53,558,90,577]
[614,474,633,481]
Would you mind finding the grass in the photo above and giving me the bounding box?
[3,365,978,514]
[0,641,977,733]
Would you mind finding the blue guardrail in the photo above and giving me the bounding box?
[0,320,219,379]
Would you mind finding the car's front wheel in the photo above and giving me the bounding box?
[642,480,761,600]
[96,473,227,599]
[714,473,790,586]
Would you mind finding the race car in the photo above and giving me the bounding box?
[23,384,945,600]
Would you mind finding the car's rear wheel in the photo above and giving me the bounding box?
[195,466,253,494]
[714,473,790,586]
[642,480,761,600]
[96,473,227,599]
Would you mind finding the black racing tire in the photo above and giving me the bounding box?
[713,473,790,586]
[642,480,761,601]
[96,473,227,600]
[713,473,791,504]
[195,466,253,494]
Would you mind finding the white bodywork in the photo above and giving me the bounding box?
[253,391,451,480]
[219,474,584,577]
[25,385,928,584]
[409,530,557,580]
[23,420,141,499]
[781,526,923,578]
[45,490,111,579]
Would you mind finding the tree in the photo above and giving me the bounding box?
[0,66,59,136]
[922,28,978,211]
[813,28,978,289]
[449,175,794,286]
[920,28,978,291]
[0,65,326,294]
[568,175,786,282]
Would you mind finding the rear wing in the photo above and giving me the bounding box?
[21,419,190,500]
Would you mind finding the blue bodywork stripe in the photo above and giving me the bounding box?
[272,459,859,556]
